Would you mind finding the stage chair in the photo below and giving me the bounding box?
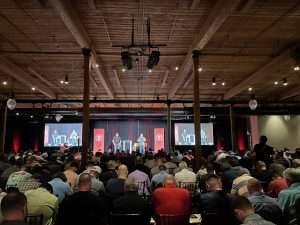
[178,182,198,194]
[110,212,149,225]
[155,214,190,225]
[25,214,44,225]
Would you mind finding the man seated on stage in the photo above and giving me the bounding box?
[56,173,108,225]
[112,178,152,225]
[106,164,128,199]
[152,175,191,216]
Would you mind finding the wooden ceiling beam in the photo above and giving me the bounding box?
[168,0,241,99]
[49,0,114,99]
[237,0,256,13]
[0,55,56,99]
[190,0,201,10]
[87,0,97,10]
[280,86,300,100]
[224,47,295,100]
[27,67,55,88]
[160,69,170,89]
[112,68,122,88]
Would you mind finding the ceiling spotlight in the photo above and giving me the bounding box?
[274,81,279,85]
[175,66,179,71]
[212,77,216,86]
[198,67,203,72]
[121,68,126,73]
[221,82,226,86]
[2,81,7,86]
[30,115,34,119]
[148,69,152,73]
[31,87,36,91]
[147,50,160,69]
[15,112,19,116]
[94,64,99,68]
[248,87,253,92]
[294,66,300,71]
[282,78,288,86]
[60,80,64,85]
[64,75,69,85]
[121,51,133,70]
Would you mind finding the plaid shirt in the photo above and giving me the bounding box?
[6,171,40,192]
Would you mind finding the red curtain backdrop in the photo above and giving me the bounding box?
[12,131,20,154]
[154,128,165,152]
[93,128,105,154]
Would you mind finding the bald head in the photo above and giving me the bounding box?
[163,175,176,187]
[117,164,128,179]
[78,173,92,191]
[205,175,222,191]
[247,178,262,194]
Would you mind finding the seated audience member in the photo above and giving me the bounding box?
[25,183,58,225]
[231,168,254,196]
[99,160,117,185]
[164,155,177,175]
[251,161,272,190]
[150,158,164,177]
[247,178,282,225]
[6,170,40,193]
[232,196,275,225]
[278,168,300,225]
[134,157,151,177]
[82,165,105,195]
[175,161,196,184]
[63,161,78,189]
[56,173,107,225]
[197,174,233,225]
[1,192,27,225]
[267,163,288,197]
[112,178,152,225]
[152,175,191,215]
[128,163,150,196]
[0,157,22,189]
[106,164,128,198]
[151,165,168,189]
[48,173,72,203]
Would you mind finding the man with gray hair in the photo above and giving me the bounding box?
[112,177,152,224]
[278,168,300,225]
[175,161,196,184]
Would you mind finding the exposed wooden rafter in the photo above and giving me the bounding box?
[0,55,56,99]
[49,0,114,99]
[280,86,300,100]
[160,69,170,89]
[190,0,201,10]
[168,0,241,99]
[224,47,295,100]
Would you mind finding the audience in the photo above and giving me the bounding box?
[128,163,150,196]
[63,161,78,189]
[48,173,72,203]
[175,161,196,184]
[151,165,168,189]
[231,168,254,196]
[267,163,288,197]
[106,164,128,198]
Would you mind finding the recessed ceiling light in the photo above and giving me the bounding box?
[198,67,203,72]
[121,68,126,72]
[31,87,36,91]
[282,78,288,86]
[221,82,226,86]
[274,81,279,85]
[60,80,64,84]
[212,77,216,86]
[175,66,179,71]
[94,64,99,68]
[294,66,300,71]
[148,69,152,73]
[248,87,253,92]
[2,81,7,86]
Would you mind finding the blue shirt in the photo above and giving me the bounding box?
[151,171,168,187]
[49,178,72,203]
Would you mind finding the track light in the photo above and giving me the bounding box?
[148,69,152,73]
[294,66,300,71]
[64,75,69,85]
[282,78,288,86]
[175,66,179,71]
[121,51,133,70]
[212,77,216,86]
[248,87,253,92]
[147,50,160,69]
[221,81,226,86]
[121,68,126,72]
[31,87,36,91]
[2,81,7,86]
[198,67,203,72]
[274,81,279,85]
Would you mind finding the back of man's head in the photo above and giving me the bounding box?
[283,168,300,184]
[158,165,167,171]
[205,174,222,191]
[260,136,268,144]
[247,178,262,194]
[78,173,92,192]
[117,164,128,179]
[232,196,254,222]
[163,175,176,187]
[178,161,188,170]
[1,192,27,221]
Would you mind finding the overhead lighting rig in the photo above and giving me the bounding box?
[113,17,166,71]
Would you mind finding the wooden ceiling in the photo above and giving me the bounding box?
[0,0,300,108]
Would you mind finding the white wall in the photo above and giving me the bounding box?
[258,115,300,150]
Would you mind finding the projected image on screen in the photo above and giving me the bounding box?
[44,123,82,147]
[174,123,214,146]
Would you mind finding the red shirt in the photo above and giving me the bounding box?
[152,185,191,215]
[267,177,288,197]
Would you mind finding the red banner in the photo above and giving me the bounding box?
[154,128,164,152]
[93,128,104,154]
